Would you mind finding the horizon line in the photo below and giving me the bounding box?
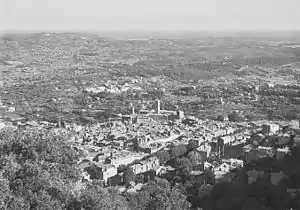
[2,29,300,38]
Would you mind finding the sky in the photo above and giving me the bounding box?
[1,0,300,32]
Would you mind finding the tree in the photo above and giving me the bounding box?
[123,167,136,186]
[74,184,130,210]
[84,165,103,180]
[191,175,205,189]
[0,128,84,209]
[127,178,192,210]
[188,140,199,150]
[154,150,171,164]
[228,111,243,122]
[242,198,263,210]
[125,190,151,210]
[0,128,130,209]
[267,110,274,121]
[170,144,187,159]
[174,157,193,169]
[187,150,205,166]
[136,174,145,184]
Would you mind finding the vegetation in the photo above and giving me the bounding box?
[0,128,194,209]
[0,128,129,209]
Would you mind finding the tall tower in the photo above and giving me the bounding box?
[155,99,161,114]
[130,103,135,115]
[177,110,184,120]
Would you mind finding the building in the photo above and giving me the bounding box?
[139,110,150,115]
[257,146,273,157]
[176,110,185,120]
[122,115,134,124]
[252,133,265,142]
[155,99,161,114]
[214,163,232,173]
[219,135,235,144]
[149,114,169,123]
[276,147,290,159]
[222,158,244,168]
[196,144,212,158]
[102,165,118,185]
[262,123,280,134]
[130,156,160,175]
[130,103,135,115]
[276,134,290,146]
[204,161,214,170]
[134,115,152,124]
[214,163,233,181]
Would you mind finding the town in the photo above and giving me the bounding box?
[1,31,300,209]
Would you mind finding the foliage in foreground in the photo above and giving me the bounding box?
[0,128,191,210]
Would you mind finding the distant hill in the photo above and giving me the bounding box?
[2,32,300,81]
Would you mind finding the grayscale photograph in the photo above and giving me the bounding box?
[0,0,300,209]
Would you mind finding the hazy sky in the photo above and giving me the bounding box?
[1,0,300,32]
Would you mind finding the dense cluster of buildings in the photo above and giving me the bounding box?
[68,97,298,188]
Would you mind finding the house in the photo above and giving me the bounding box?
[196,144,212,158]
[213,129,227,137]
[149,114,169,123]
[226,127,235,135]
[252,133,265,142]
[182,118,197,126]
[257,146,273,157]
[102,165,118,184]
[134,115,152,124]
[85,86,106,94]
[262,123,280,134]
[276,134,290,146]
[276,147,290,159]
[220,135,235,145]
[203,161,214,170]
[214,163,233,180]
[222,158,244,168]
[176,110,185,120]
[122,115,134,124]
[214,163,232,173]
[130,156,160,175]
[131,164,143,174]
[7,107,15,112]
[243,144,254,153]
[218,115,229,122]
